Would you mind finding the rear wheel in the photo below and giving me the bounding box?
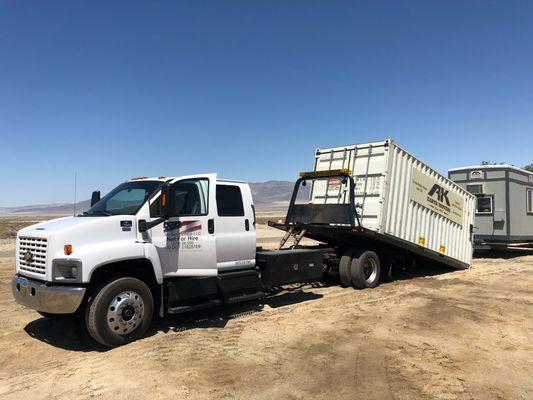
[86,277,154,347]
[339,250,354,287]
[350,251,381,289]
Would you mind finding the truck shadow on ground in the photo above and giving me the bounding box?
[22,262,458,352]
[155,284,325,335]
[23,315,102,352]
[22,285,326,353]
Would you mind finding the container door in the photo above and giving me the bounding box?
[148,174,218,277]
[312,142,389,231]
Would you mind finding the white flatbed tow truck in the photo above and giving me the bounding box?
[12,141,474,347]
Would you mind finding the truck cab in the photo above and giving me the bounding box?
[12,174,258,346]
[142,174,256,277]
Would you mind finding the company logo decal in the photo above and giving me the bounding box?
[164,220,201,234]
[470,170,483,180]
[165,220,202,251]
[428,184,451,207]
[410,168,464,226]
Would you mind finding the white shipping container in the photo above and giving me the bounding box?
[311,139,476,267]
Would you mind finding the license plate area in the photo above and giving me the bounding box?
[16,276,32,296]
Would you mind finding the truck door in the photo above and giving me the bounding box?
[214,183,256,271]
[148,174,218,277]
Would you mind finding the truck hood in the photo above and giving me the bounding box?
[18,215,139,240]
[18,214,139,255]
[16,215,141,282]
[19,216,103,236]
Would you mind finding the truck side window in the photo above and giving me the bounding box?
[216,185,244,217]
[150,179,209,217]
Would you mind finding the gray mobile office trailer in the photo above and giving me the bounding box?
[448,165,533,250]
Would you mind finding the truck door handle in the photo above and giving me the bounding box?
[208,219,215,234]
[245,219,250,231]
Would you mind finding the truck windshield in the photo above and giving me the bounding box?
[83,181,161,216]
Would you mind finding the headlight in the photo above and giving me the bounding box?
[52,259,82,282]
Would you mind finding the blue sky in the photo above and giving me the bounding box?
[1,1,532,207]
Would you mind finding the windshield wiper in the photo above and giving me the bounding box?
[83,210,112,216]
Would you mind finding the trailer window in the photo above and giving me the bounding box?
[527,189,533,214]
[216,185,244,217]
[476,196,493,214]
[466,184,483,195]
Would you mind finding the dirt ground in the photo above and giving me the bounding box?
[0,222,532,400]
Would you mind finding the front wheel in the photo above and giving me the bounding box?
[86,277,154,347]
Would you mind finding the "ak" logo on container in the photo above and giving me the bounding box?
[428,184,450,206]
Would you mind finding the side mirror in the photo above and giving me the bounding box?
[90,191,101,207]
[138,185,173,233]
[160,184,173,218]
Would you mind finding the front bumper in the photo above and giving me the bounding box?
[12,274,86,314]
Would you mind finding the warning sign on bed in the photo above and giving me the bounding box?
[327,178,341,192]
[165,220,202,251]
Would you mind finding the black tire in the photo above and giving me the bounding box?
[86,277,154,347]
[339,250,354,287]
[350,251,381,289]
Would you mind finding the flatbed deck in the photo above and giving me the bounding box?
[268,221,470,270]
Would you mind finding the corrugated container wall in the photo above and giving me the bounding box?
[312,139,475,266]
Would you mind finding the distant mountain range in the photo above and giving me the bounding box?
[0,201,92,216]
[0,181,304,215]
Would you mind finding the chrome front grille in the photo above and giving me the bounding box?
[18,236,48,275]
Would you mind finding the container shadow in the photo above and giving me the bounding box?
[474,248,533,259]
[388,262,457,282]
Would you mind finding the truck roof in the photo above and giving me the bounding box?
[127,176,168,182]
[217,178,247,184]
[126,176,247,184]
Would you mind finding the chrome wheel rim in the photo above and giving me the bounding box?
[106,291,144,335]
[363,258,378,283]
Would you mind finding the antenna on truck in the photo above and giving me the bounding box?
[73,170,77,217]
